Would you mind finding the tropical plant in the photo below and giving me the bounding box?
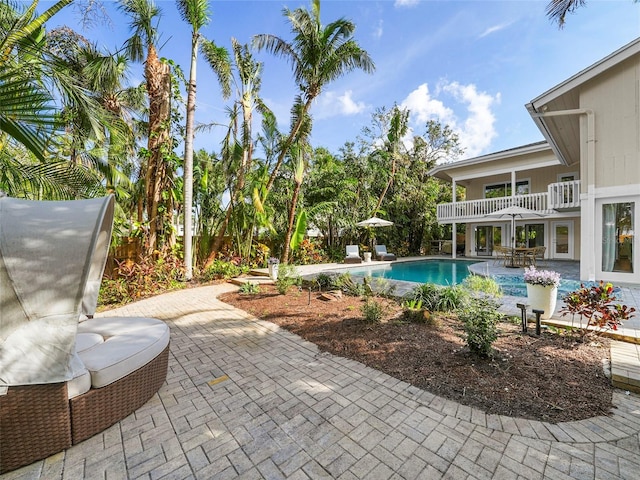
[239,281,260,294]
[462,275,503,297]
[253,0,375,197]
[371,105,409,214]
[361,298,384,323]
[120,0,172,254]
[333,272,365,297]
[459,297,502,356]
[313,272,334,291]
[200,259,245,281]
[204,38,263,267]
[281,141,310,263]
[99,254,185,306]
[436,284,468,312]
[409,282,441,311]
[177,0,231,280]
[274,263,301,294]
[0,0,72,161]
[560,281,636,336]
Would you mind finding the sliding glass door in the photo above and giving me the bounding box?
[602,202,634,274]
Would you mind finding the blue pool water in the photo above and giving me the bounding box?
[346,259,595,298]
[347,260,480,285]
[493,275,598,298]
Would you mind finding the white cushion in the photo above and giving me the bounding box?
[77,317,170,389]
[67,351,91,399]
[75,332,104,352]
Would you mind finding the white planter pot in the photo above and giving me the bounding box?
[268,264,279,280]
[526,283,558,320]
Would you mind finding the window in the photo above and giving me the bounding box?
[484,180,529,198]
[516,224,544,248]
[602,202,634,273]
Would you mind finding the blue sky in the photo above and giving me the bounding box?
[45,0,640,161]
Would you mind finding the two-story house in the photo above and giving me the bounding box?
[430,38,640,284]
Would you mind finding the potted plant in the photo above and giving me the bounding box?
[523,266,561,320]
[267,257,279,280]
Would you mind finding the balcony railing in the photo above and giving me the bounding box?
[437,180,581,222]
[548,180,581,209]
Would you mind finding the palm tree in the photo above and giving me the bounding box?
[119,0,171,254]
[546,0,586,27]
[0,0,72,161]
[372,105,409,215]
[176,0,231,280]
[281,141,309,263]
[203,38,263,268]
[253,0,374,196]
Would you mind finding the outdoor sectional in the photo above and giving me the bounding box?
[0,195,170,474]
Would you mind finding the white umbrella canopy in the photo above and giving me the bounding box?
[488,206,545,249]
[356,216,394,248]
[356,216,394,227]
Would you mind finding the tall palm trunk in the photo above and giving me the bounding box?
[281,178,302,264]
[183,31,198,280]
[373,155,397,214]
[144,44,171,255]
[264,96,312,195]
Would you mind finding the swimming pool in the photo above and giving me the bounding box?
[345,259,593,299]
[492,275,597,298]
[346,259,480,285]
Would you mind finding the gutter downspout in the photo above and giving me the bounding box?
[531,108,595,281]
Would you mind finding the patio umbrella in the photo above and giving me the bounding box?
[356,216,394,248]
[356,216,394,228]
[488,206,546,266]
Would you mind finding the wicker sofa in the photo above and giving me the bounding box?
[0,196,170,474]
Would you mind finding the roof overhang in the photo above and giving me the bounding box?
[428,141,553,183]
[526,37,640,166]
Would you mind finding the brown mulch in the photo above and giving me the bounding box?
[219,285,614,423]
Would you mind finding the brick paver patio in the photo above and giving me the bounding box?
[4,283,640,479]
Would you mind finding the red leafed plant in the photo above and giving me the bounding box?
[560,281,635,337]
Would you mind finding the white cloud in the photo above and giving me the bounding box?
[401,81,500,157]
[373,19,383,39]
[394,0,420,7]
[479,22,511,38]
[315,90,368,119]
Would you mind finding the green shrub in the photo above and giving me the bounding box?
[410,283,440,311]
[462,275,502,297]
[239,282,260,294]
[98,255,185,307]
[200,260,243,281]
[275,263,301,295]
[361,298,385,323]
[436,285,469,312]
[98,278,128,306]
[314,273,334,291]
[458,298,502,356]
[333,272,365,297]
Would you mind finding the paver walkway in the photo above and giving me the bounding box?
[4,284,640,480]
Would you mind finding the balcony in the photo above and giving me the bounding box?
[548,179,580,210]
[437,180,580,223]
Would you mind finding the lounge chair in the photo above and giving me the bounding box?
[344,245,362,264]
[0,196,169,474]
[375,245,396,261]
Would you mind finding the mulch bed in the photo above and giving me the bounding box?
[219,285,614,423]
